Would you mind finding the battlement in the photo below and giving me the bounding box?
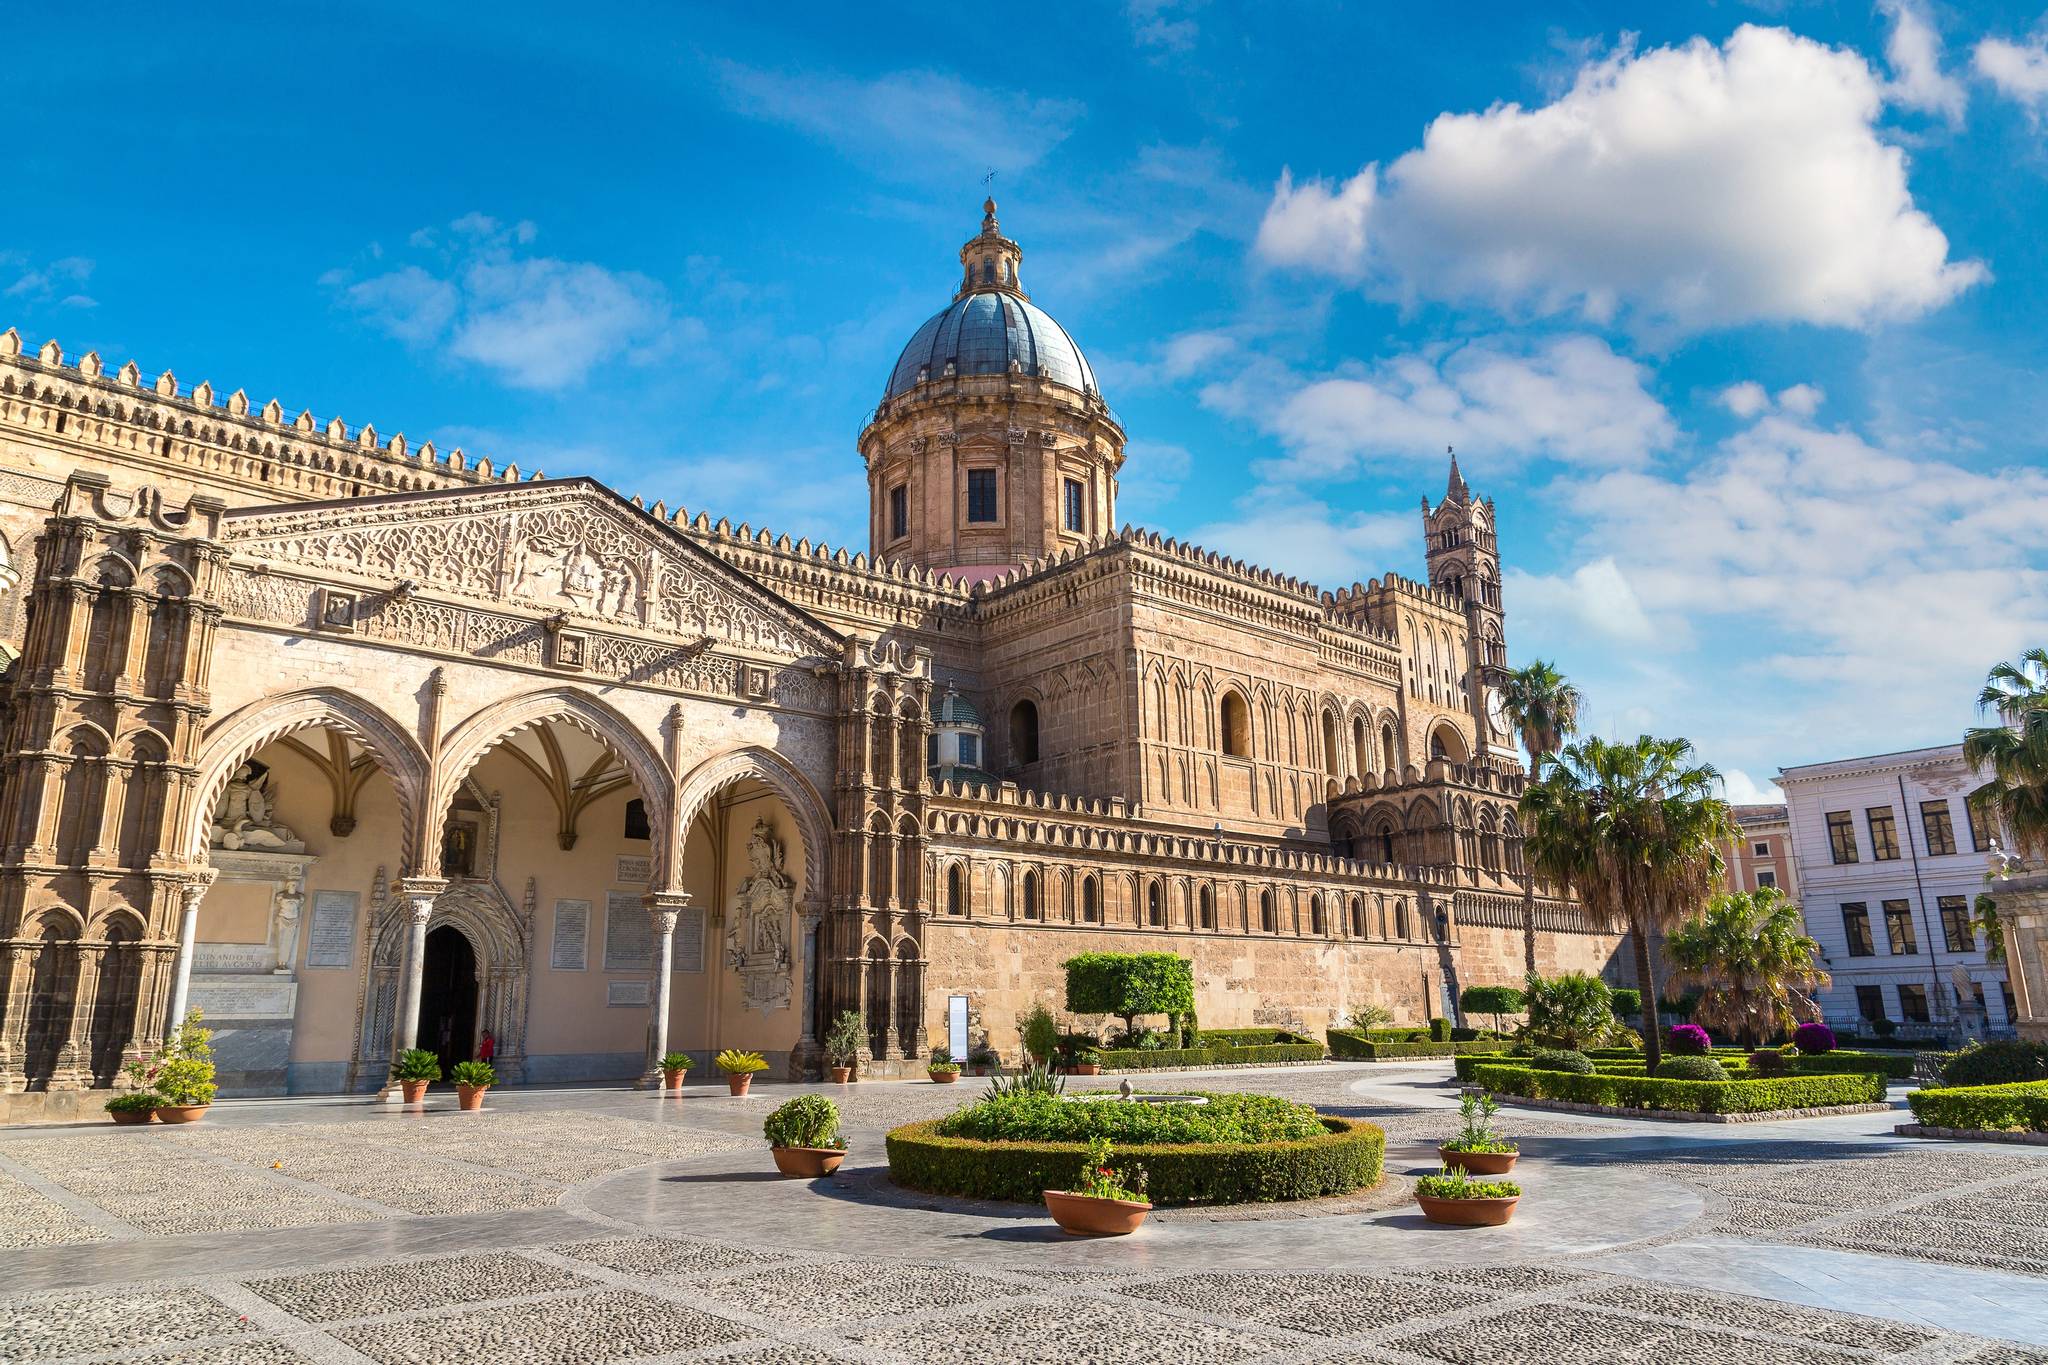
[0,329,536,501]
[1327,571,1467,619]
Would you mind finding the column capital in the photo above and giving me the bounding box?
[641,890,692,914]
[397,876,448,922]
[179,868,218,910]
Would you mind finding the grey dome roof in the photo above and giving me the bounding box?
[884,291,1096,401]
[933,687,983,727]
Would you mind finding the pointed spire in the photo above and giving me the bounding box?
[1445,445,1470,502]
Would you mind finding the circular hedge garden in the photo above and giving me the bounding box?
[885,1091,1384,1206]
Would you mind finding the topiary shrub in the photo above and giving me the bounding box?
[1428,1017,1453,1042]
[1656,1055,1729,1081]
[1792,1021,1836,1055]
[1609,988,1642,1019]
[1064,952,1195,1038]
[1528,1048,1595,1074]
[1667,1024,1712,1056]
[1942,1040,2048,1088]
[1460,985,1525,1035]
[1747,1048,1792,1077]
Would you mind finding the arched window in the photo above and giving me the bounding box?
[1259,889,1275,933]
[1219,691,1251,758]
[1430,724,1469,764]
[1082,875,1100,922]
[1009,699,1040,765]
[1395,900,1409,939]
[1199,885,1215,929]
[1310,895,1326,936]
[1022,869,1039,920]
[1381,724,1398,775]
[1353,717,1369,776]
[1147,881,1163,927]
[1321,711,1341,776]
[946,865,965,916]
[1349,896,1365,937]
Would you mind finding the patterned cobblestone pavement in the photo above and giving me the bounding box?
[0,1063,2042,1362]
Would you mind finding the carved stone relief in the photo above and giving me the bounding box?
[725,819,794,1012]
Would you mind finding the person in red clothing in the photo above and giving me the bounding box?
[478,1029,495,1063]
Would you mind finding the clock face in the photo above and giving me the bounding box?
[1485,687,1511,742]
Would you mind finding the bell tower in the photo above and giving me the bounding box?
[1422,451,1512,758]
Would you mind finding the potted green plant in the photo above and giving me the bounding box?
[152,1012,218,1123]
[1414,1164,1521,1226]
[927,1044,961,1083]
[451,1059,496,1111]
[1017,1002,1060,1070]
[823,1010,865,1084]
[717,1048,768,1096]
[659,1051,692,1091]
[105,1090,158,1126]
[763,1094,847,1177]
[1438,1092,1518,1175]
[1043,1136,1151,1236]
[968,1045,998,1077]
[1069,1046,1103,1076]
[391,1048,441,1104]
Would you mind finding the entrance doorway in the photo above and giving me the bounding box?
[420,925,478,1078]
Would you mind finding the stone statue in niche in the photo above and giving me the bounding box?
[725,818,794,1012]
[211,762,305,852]
[273,864,305,973]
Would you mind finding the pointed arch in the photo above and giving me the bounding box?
[673,744,833,907]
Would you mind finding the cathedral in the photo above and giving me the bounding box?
[0,201,1618,1117]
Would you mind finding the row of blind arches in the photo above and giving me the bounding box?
[936,864,1426,940]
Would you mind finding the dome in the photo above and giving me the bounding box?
[883,290,1096,401]
[933,686,983,728]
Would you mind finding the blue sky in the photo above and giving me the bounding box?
[8,1,2048,800]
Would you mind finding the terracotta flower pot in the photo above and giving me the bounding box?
[400,1079,429,1104]
[1416,1194,1519,1227]
[457,1083,488,1112]
[153,1104,209,1125]
[109,1108,154,1126]
[1043,1189,1152,1237]
[1070,1063,1101,1076]
[662,1069,687,1091]
[770,1145,846,1178]
[928,1069,959,1083]
[1437,1147,1518,1175]
[727,1073,753,1096]
[828,1066,852,1083]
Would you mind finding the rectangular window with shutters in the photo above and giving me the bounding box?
[1062,478,1085,532]
[1855,984,1886,1022]
[1920,800,1956,856]
[1826,811,1859,864]
[1939,895,1974,952]
[1883,899,1917,955]
[966,468,998,523]
[1866,806,1900,861]
[1897,983,1930,1023]
[889,484,908,541]
[1841,903,1874,957]
[1967,799,1992,852]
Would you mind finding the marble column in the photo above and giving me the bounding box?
[639,891,689,1087]
[391,877,446,1057]
[798,906,823,1049]
[164,870,216,1034]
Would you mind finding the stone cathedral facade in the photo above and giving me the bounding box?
[0,202,1617,1116]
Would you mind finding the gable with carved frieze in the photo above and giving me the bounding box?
[220,478,841,661]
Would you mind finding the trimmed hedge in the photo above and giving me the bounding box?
[1907,1080,2048,1132]
[1198,1028,1317,1047]
[1467,1061,1885,1114]
[1097,1041,1325,1069]
[1788,1051,1913,1080]
[1327,1030,1511,1061]
[886,1114,1384,1205]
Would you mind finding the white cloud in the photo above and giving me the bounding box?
[329,217,674,390]
[717,63,1083,179]
[1880,0,1967,125]
[1210,334,1674,480]
[1975,32,2048,116]
[1775,382,1825,416]
[2,254,94,308]
[1507,557,1660,645]
[1720,381,1772,418]
[1721,768,1786,804]
[1256,25,1986,333]
[1127,0,1200,55]
[1185,493,1411,587]
[1119,439,1194,516]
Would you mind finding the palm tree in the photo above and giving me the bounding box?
[1497,661,1583,975]
[1963,647,2048,864]
[1666,887,1829,1047]
[1519,734,1734,1072]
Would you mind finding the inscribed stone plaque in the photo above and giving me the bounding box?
[551,899,591,971]
[603,891,653,971]
[305,891,359,970]
[674,905,705,973]
[615,855,652,884]
[607,979,652,1007]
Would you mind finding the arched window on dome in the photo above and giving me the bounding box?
[1219,691,1251,758]
[1009,699,1040,766]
